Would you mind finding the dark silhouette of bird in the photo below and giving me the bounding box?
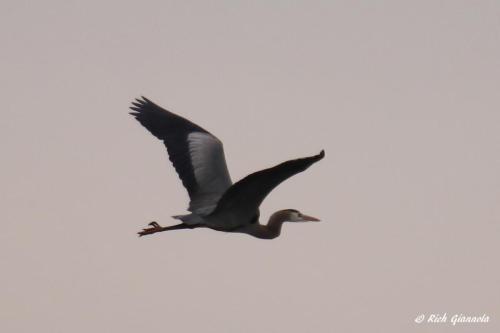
[130,97,325,239]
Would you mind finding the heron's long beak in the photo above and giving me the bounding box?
[301,214,320,222]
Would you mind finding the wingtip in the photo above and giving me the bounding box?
[318,149,325,158]
[129,96,152,115]
[130,96,150,105]
[141,96,152,103]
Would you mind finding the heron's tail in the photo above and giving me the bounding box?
[172,213,204,225]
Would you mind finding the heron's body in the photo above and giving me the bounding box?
[130,97,324,239]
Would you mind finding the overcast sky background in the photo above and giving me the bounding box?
[1,1,499,332]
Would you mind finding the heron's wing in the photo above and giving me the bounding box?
[211,150,325,228]
[130,97,232,215]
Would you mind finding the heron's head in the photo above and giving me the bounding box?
[283,209,320,222]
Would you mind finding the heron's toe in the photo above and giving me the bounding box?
[148,221,161,228]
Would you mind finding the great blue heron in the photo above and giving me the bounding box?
[130,97,325,239]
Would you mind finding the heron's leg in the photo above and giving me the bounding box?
[138,222,196,237]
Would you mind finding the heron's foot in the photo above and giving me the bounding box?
[138,221,163,237]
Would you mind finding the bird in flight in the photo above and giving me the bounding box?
[130,97,325,239]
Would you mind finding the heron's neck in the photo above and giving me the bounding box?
[245,211,289,239]
[267,210,290,237]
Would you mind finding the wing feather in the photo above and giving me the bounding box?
[130,97,232,214]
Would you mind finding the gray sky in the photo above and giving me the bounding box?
[1,1,499,332]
